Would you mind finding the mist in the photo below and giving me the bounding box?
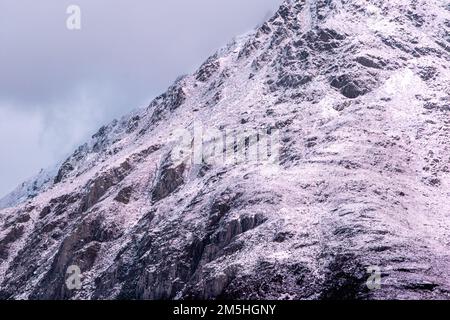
[0,0,282,197]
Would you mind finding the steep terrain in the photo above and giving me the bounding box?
[1,0,450,299]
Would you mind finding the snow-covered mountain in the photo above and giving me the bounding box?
[1,0,449,299]
[0,166,58,210]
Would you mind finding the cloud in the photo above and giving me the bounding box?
[0,0,281,197]
[0,106,47,196]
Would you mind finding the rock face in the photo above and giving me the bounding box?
[1,0,450,300]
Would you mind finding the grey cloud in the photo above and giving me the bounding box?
[0,0,282,196]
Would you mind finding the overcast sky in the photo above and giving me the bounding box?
[0,0,282,197]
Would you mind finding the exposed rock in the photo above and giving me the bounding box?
[114,186,133,204]
[54,162,74,184]
[0,226,25,260]
[196,56,220,82]
[304,28,346,52]
[330,74,370,99]
[356,56,386,70]
[151,155,186,202]
[81,160,132,212]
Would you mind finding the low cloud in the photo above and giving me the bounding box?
[0,0,281,197]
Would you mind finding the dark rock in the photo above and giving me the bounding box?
[0,225,25,260]
[333,101,351,111]
[381,36,417,57]
[217,261,315,300]
[126,115,140,134]
[419,66,438,81]
[404,282,439,291]
[238,39,261,59]
[273,231,294,243]
[39,206,51,219]
[28,214,123,299]
[152,156,186,202]
[304,28,346,52]
[356,56,385,69]
[165,86,186,111]
[196,57,220,82]
[424,102,439,110]
[330,74,370,99]
[406,11,425,27]
[275,73,312,89]
[114,186,133,204]
[3,212,31,229]
[54,162,74,184]
[319,253,369,300]
[424,177,441,187]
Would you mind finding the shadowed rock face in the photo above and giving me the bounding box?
[1,0,450,300]
[151,155,186,202]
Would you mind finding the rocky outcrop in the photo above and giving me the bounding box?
[151,154,186,202]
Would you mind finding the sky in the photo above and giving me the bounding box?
[0,0,282,197]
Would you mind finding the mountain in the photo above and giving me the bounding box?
[1,0,449,300]
[0,166,58,210]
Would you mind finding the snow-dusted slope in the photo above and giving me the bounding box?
[1,0,449,299]
[0,166,58,210]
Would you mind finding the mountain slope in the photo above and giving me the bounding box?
[1,0,450,299]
